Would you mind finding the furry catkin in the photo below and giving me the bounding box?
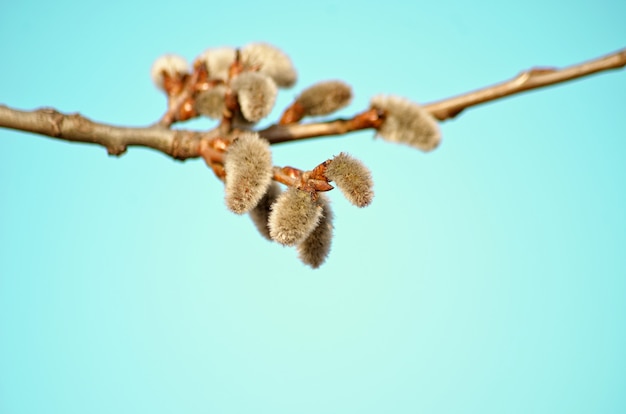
[223,132,273,214]
[240,42,297,88]
[195,85,226,119]
[370,95,441,151]
[231,72,278,122]
[268,188,323,246]
[198,47,236,81]
[249,182,282,240]
[296,80,352,116]
[297,195,333,268]
[324,153,374,207]
[150,54,189,90]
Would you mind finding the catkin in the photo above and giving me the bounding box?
[370,95,441,151]
[324,153,374,208]
[296,80,352,116]
[297,195,333,268]
[150,54,189,90]
[268,188,323,246]
[195,85,226,119]
[240,42,297,88]
[198,47,236,81]
[223,132,273,214]
[231,72,278,122]
[249,182,282,240]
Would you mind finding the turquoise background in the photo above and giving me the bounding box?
[1,1,625,412]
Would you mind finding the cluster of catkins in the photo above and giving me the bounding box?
[151,42,441,268]
[222,132,373,268]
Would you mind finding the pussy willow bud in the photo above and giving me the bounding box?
[223,132,273,214]
[241,42,297,88]
[268,188,323,246]
[249,182,282,240]
[324,152,374,208]
[150,54,189,90]
[370,95,441,151]
[231,72,278,122]
[195,85,226,119]
[297,195,333,269]
[296,80,352,116]
[198,47,236,81]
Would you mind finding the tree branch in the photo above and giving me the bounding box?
[1,48,624,159]
[0,105,219,159]
[423,48,626,121]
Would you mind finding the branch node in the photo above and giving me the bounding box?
[39,107,64,137]
[107,144,127,156]
[171,131,200,160]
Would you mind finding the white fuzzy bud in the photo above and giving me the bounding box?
[324,153,374,208]
[296,80,352,116]
[249,182,282,240]
[198,47,236,81]
[370,95,441,151]
[150,54,189,90]
[241,42,297,88]
[223,132,273,214]
[231,72,278,122]
[297,195,333,268]
[195,85,226,119]
[268,188,323,246]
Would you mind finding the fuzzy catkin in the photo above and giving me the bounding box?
[195,85,226,119]
[297,195,333,268]
[231,72,278,122]
[249,182,282,240]
[268,188,323,246]
[150,54,189,90]
[223,132,273,214]
[240,43,297,88]
[296,81,352,116]
[198,47,236,81]
[370,95,441,151]
[324,153,374,208]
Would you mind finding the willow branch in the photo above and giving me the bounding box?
[1,49,624,158]
[423,48,626,121]
[0,105,220,159]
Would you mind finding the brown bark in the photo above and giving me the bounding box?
[423,48,626,120]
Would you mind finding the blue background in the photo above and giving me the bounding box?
[1,1,625,413]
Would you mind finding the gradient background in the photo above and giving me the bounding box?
[1,1,625,413]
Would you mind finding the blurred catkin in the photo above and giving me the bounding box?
[370,95,441,151]
[223,132,273,214]
[268,188,323,246]
[324,152,374,207]
[198,47,236,81]
[231,72,278,122]
[150,54,189,90]
[240,42,297,88]
[297,195,333,268]
[195,85,227,119]
[296,80,352,116]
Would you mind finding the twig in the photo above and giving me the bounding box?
[423,48,626,121]
[158,61,211,127]
[198,138,335,191]
[260,108,384,144]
